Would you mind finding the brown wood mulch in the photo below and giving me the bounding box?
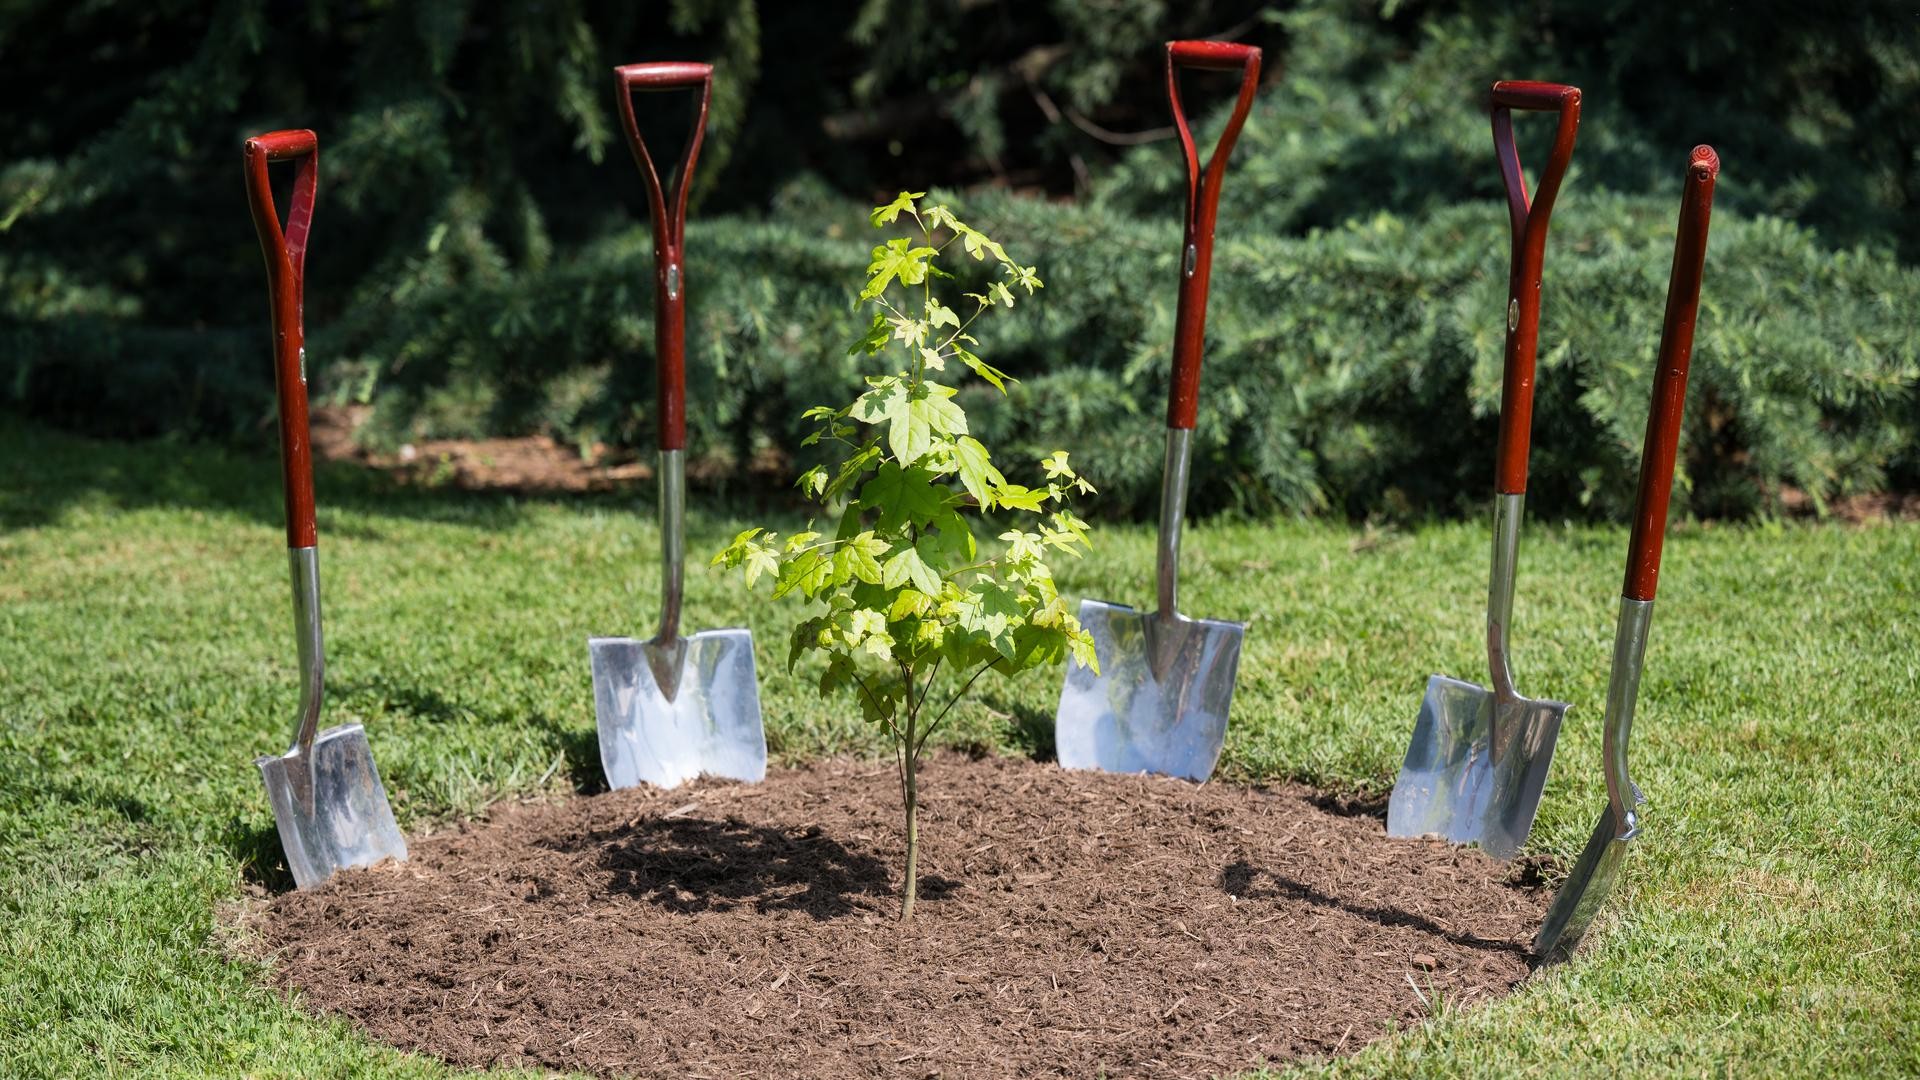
[241,753,1550,1079]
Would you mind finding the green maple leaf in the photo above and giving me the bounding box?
[953,346,1012,393]
[858,462,947,531]
[883,544,942,595]
[926,296,961,329]
[950,436,1004,509]
[848,312,889,356]
[743,546,779,587]
[994,483,1048,512]
[863,237,938,299]
[869,191,925,227]
[834,530,890,584]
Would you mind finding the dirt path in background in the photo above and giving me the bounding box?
[308,405,786,495]
[240,753,1550,1079]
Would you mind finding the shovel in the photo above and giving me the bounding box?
[589,63,766,790]
[1386,82,1582,860]
[244,130,408,889]
[1055,41,1261,783]
[1536,146,1719,962]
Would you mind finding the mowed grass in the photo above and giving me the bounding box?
[1,415,1916,1079]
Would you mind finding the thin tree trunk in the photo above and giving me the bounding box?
[900,687,920,921]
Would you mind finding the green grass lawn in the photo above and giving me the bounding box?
[2,415,1916,1078]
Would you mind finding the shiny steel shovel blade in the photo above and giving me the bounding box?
[1056,599,1244,782]
[589,628,765,789]
[1386,675,1569,860]
[1534,798,1638,962]
[256,722,408,890]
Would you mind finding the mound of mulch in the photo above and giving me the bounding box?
[241,753,1550,1079]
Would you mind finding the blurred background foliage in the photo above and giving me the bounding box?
[2,0,1916,520]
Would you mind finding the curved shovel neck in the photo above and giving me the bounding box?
[1485,491,1524,705]
[1155,428,1193,625]
[650,449,687,701]
[1602,596,1654,834]
[286,546,325,817]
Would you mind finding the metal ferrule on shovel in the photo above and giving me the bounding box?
[244,130,408,889]
[588,63,766,791]
[1055,41,1261,783]
[1536,145,1719,962]
[1387,82,1582,860]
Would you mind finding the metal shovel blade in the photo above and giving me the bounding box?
[256,722,408,890]
[1534,798,1638,962]
[590,628,765,789]
[1386,676,1568,861]
[1056,599,1244,782]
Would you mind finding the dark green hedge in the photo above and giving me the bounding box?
[3,0,1916,520]
[296,184,1919,522]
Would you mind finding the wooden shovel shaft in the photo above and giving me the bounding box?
[1624,146,1719,602]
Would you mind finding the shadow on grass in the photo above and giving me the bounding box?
[0,414,549,534]
[0,414,809,538]
[1219,860,1529,957]
[335,677,607,795]
[228,817,298,893]
[542,815,954,920]
[980,693,1057,763]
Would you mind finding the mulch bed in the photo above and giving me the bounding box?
[240,753,1550,1079]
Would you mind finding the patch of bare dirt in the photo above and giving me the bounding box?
[1778,485,1920,523]
[242,754,1549,1079]
[309,406,785,494]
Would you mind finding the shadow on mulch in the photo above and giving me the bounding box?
[236,753,1553,1080]
[539,815,955,920]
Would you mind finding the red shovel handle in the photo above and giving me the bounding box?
[243,129,320,549]
[614,62,712,452]
[1490,80,1581,495]
[1624,146,1719,602]
[1165,40,1261,430]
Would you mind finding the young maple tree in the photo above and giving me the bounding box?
[713,191,1098,919]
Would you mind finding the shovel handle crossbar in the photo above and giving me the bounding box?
[1490,80,1580,496]
[614,62,711,454]
[1155,40,1259,621]
[614,61,712,646]
[244,130,327,762]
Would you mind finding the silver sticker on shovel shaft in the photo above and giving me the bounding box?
[590,628,766,790]
[257,722,408,890]
[1056,599,1244,782]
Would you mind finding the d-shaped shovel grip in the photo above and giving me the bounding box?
[1623,146,1719,603]
[1165,40,1261,431]
[614,62,712,452]
[244,129,320,549]
[1490,80,1581,495]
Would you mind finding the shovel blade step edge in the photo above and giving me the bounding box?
[590,628,765,790]
[257,722,408,890]
[1055,599,1244,782]
[1534,804,1634,962]
[1386,674,1568,861]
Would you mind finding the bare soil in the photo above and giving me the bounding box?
[308,406,785,495]
[241,753,1550,1079]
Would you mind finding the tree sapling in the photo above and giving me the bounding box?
[712,191,1098,918]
